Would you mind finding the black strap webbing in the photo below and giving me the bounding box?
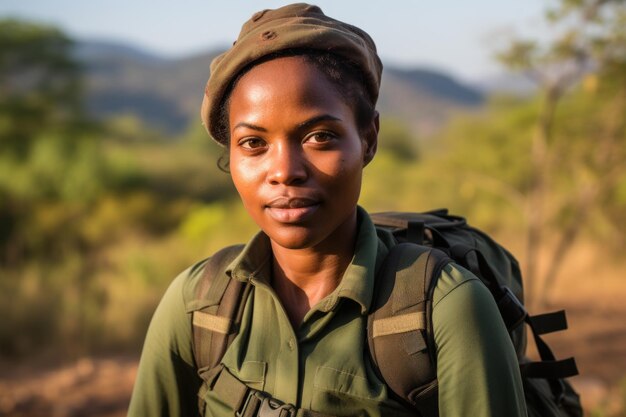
[520,358,579,379]
[528,310,568,335]
[524,311,579,401]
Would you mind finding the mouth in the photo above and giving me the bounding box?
[265,196,321,223]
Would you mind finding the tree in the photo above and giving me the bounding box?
[496,0,626,306]
[0,19,96,264]
[0,19,84,157]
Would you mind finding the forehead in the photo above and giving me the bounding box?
[234,56,336,94]
[228,56,351,122]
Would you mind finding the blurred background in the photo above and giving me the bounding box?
[0,1,625,416]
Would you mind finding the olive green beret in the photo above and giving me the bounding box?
[200,3,383,145]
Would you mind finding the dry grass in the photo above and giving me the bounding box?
[534,242,626,414]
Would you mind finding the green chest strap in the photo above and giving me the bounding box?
[191,244,249,376]
[367,242,452,414]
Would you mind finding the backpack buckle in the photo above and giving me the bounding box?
[258,395,295,417]
[237,390,295,417]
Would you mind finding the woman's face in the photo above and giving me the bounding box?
[228,56,377,251]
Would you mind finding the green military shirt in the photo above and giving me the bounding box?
[128,208,527,417]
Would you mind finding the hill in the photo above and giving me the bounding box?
[76,40,486,137]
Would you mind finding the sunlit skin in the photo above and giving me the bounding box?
[228,56,378,327]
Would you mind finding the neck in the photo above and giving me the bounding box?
[270,210,358,327]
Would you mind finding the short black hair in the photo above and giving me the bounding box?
[214,49,376,172]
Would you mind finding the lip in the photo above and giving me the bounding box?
[265,196,321,223]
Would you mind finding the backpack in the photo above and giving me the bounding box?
[189,209,582,417]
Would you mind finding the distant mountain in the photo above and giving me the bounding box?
[75,40,487,138]
[75,40,218,134]
[74,40,168,66]
[378,68,485,137]
[386,67,484,105]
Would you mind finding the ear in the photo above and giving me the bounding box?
[362,111,379,167]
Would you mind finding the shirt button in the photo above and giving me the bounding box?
[287,338,296,351]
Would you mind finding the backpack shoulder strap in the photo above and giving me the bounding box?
[367,242,451,414]
[191,244,251,375]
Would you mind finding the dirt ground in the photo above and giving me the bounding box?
[0,356,136,417]
[1,244,625,417]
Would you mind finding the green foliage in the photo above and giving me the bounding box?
[0,133,105,201]
[439,98,536,192]
[377,117,420,162]
[177,201,257,253]
[0,18,83,157]
[0,17,102,265]
[497,41,538,71]
[0,19,245,358]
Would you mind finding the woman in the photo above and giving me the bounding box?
[128,4,527,417]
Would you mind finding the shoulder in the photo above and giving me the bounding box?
[430,263,522,388]
[179,258,210,307]
[432,262,490,311]
[431,262,511,350]
[143,259,210,348]
[138,247,243,362]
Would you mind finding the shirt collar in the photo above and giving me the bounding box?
[226,230,272,283]
[225,206,394,314]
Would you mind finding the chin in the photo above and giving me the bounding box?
[265,226,321,250]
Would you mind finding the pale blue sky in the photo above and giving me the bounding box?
[0,1,550,81]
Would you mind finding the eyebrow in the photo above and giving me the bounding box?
[233,114,342,133]
[233,122,267,132]
[298,114,342,129]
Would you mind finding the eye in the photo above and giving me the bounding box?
[305,131,336,144]
[238,137,267,150]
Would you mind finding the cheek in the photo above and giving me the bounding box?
[318,143,364,184]
[314,152,364,205]
[230,159,255,188]
[229,153,260,204]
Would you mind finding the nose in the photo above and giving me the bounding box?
[267,141,308,185]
